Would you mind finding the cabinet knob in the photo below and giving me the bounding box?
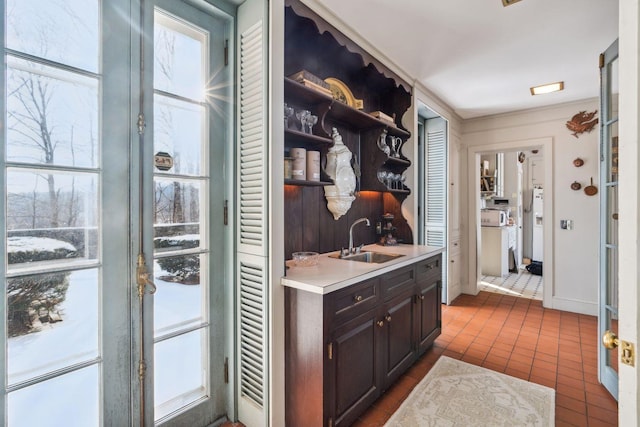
[420,295,425,300]
[354,295,363,302]
[385,314,392,322]
[451,259,454,263]
[377,320,385,327]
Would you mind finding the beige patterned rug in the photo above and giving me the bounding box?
[385,356,555,426]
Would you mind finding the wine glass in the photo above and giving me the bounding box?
[296,110,311,132]
[384,171,393,189]
[394,173,402,189]
[306,114,318,134]
[284,103,294,129]
[377,170,386,185]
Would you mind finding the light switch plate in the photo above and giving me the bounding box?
[560,220,573,230]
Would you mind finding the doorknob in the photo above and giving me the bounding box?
[602,330,619,349]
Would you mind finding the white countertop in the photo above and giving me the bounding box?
[281,244,444,295]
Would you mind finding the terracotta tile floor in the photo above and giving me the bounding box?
[354,291,619,427]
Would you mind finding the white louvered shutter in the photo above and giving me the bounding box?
[237,3,269,425]
[426,129,447,247]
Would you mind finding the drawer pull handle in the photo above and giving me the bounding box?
[354,295,363,302]
[377,320,384,327]
[385,314,392,322]
[428,264,434,270]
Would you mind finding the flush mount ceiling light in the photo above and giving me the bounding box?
[502,0,522,6]
[530,81,564,95]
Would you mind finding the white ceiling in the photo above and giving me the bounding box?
[314,0,619,119]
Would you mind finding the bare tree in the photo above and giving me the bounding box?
[8,72,61,227]
[155,27,186,227]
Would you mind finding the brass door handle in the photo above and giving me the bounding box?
[602,330,619,349]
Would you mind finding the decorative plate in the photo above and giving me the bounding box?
[324,77,363,109]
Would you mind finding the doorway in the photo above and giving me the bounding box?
[476,148,544,301]
[417,103,450,304]
[466,138,554,307]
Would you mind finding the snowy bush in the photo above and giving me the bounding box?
[154,234,200,284]
[156,255,200,284]
[7,236,77,264]
[7,236,77,336]
[153,233,199,251]
[7,273,69,337]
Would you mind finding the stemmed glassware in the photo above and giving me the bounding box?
[377,170,408,190]
[284,103,294,129]
[306,114,318,134]
[296,109,311,133]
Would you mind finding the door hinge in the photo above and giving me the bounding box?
[328,417,334,427]
[224,200,228,225]
[138,360,147,382]
[224,39,229,66]
[137,113,146,135]
[599,52,605,69]
[328,342,333,360]
[224,357,229,383]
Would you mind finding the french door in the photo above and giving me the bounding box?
[1,0,233,425]
[598,39,619,400]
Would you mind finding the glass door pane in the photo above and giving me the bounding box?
[151,4,228,423]
[599,39,619,400]
[4,0,101,424]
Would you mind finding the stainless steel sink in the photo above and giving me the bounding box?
[330,251,404,264]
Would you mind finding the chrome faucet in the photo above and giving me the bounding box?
[347,217,371,255]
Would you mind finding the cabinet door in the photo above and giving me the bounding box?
[417,280,442,354]
[329,309,381,427]
[380,290,416,389]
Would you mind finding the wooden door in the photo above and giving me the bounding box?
[329,309,381,427]
[380,290,416,389]
[417,281,442,354]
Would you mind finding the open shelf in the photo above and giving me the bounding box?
[284,78,411,138]
[384,156,411,167]
[285,179,332,186]
[284,128,332,146]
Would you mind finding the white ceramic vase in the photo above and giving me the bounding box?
[323,128,356,220]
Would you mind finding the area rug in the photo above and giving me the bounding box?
[385,356,555,426]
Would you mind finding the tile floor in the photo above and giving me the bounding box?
[479,268,543,300]
[355,291,618,427]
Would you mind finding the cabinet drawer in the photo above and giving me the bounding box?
[380,265,415,300]
[415,255,442,285]
[329,277,379,324]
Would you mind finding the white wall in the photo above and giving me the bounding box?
[462,99,600,315]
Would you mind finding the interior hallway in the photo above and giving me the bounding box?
[355,292,618,426]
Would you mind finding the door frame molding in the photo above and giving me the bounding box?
[465,137,554,308]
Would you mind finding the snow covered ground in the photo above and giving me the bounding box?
[7,264,205,425]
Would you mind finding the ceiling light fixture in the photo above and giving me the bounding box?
[530,81,564,95]
[502,0,522,6]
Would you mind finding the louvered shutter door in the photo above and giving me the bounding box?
[426,129,447,247]
[237,4,269,425]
